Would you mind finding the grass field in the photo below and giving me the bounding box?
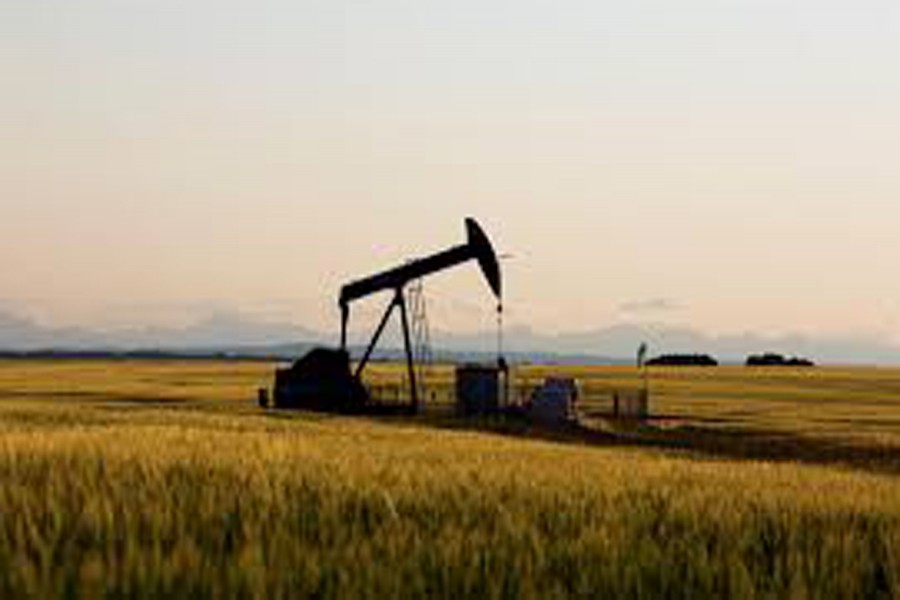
[1,360,900,598]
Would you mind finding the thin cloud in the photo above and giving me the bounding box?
[618,298,683,315]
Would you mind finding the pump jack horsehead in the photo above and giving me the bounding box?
[272,218,503,414]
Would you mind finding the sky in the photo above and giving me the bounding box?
[2,0,900,344]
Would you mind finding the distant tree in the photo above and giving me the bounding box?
[786,357,815,366]
[645,354,718,366]
[746,352,814,367]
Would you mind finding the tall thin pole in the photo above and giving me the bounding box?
[397,287,419,414]
[497,302,503,359]
[637,342,649,417]
[497,301,508,407]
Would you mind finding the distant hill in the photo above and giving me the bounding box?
[0,309,322,351]
[3,308,900,365]
[0,344,630,367]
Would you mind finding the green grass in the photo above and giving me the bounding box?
[1,360,900,597]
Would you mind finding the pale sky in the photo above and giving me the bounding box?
[2,0,900,341]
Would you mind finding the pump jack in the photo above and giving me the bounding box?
[273,218,502,413]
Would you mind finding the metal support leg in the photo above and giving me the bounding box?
[354,298,397,379]
[340,302,349,351]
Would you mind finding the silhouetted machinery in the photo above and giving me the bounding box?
[273,218,502,413]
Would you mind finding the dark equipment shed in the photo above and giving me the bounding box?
[455,364,501,417]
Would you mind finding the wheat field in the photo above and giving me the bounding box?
[1,359,899,598]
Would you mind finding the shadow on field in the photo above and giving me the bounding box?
[369,411,900,477]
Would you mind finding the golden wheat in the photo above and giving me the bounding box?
[0,360,898,597]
